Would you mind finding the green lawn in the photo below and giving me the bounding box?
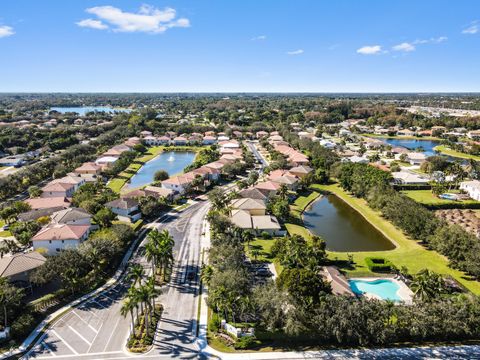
[245,238,282,274]
[434,145,480,161]
[402,189,479,206]
[289,183,480,294]
[285,189,321,241]
[0,219,12,237]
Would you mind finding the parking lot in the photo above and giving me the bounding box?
[27,282,130,359]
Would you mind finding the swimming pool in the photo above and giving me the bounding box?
[349,279,402,301]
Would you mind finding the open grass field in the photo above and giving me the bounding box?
[286,183,480,294]
[402,189,479,206]
[434,145,480,161]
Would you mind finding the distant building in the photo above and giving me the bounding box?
[32,224,90,255]
[105,198,142,223]
[460,180,480,201]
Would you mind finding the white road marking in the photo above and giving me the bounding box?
[91,299,107,309]
[52,330,79,355]
[68,325,92,346]
[32,351,123,359]
[71,311,99,333]
[103,316,121,352]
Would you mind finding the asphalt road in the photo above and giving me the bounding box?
[23,200,209,360]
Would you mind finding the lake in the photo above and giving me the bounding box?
[50,106,131,115]
[303,194,395,252]
[378,138,440,156]
[125,151,196,190]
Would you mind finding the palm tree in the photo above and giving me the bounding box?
[145,236,159,277]
[146,275,161,311]
[121,297,137,338]
[410,269,445,302]
[200,264,214,286]
[127,264,145,286]
[137,285,152,333]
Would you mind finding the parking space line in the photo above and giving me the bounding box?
[71,311,99,333]
[102,317,121,352]
[101,293,115,302]
[52,330,79,355]
[41,340,57,356]
[68,325,92,346]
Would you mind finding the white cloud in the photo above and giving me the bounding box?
[251,35,266,41]
[356,45,382,55]
[413,36,448,45]
[462,21,479,34]
[77,4,190,34]
[392,42,415,52]
[76,18,108,30]
[0,25,14,38]
[287,49,304,55]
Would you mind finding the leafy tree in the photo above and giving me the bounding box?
[94,207,116,228]
[154,170,169,182]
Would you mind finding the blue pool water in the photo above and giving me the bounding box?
[50,106,131,115]
[349,279,402,301]
[125,151,196,190]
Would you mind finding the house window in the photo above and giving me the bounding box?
[62,240,65,243]
[49,240,52,244]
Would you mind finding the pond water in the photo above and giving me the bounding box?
[302,195,395,252]
[125,151,196,190]
[379,138,440,156]
[50,106,131,115]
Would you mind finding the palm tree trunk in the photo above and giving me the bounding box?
[130,309,136,338]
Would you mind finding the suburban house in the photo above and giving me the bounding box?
[460,180,480,201]
[103,144,131,157]
[230,209,281,235]
[41,182,76,198]
[173,136,188,146]
[18,207,66,222]
[391,171,430,185]
[161,175,193,195]
[231,198,267,215]
[51,207,93,226]
[123,186,175,202]
[238,187,268,201]
[74,162,102,175]
[32,224,91,255]
[267,169,299,190]
[0,252,46,284]
[289,165,313,178]
[256,131,269,139]
[25,197,71,210]
[407,152,427,165]
[203,136,217,145]
[95,156,119,169]
[254,181,281,197]
[105,198,142,223]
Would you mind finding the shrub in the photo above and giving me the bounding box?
[209,312,221,332]
[11,313,36,338]
[234,335,257,349]
[365,257,395,273]
[261,231,271,240]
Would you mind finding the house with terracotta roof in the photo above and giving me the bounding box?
[105,198,142,223]
[255,181,281,197]
[238,187,268,201]
[173,136,188,146]
[74,162,102,176]
[41,182,76,198]
[203,136,217,145]
[256,131,269,139]
[25,197,71,210]
[32,224,91,255]
[103,144,132,157]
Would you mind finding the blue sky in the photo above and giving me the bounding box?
[0,0,479,92]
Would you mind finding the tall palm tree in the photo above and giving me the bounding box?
[121,297,137,338]
[145,239,159,277]
[127,264,145,286]
[137,285,152,333]
[146,275,161,311]
[200,264,214,286]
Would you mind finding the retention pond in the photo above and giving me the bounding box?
[303,194,395,252]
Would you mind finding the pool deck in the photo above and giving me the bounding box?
[349,277,414,304]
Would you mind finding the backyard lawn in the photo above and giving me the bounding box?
[244,237,282,274]
[434,145,480,161]
[289,183,480,294]
[402,189,479,206]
